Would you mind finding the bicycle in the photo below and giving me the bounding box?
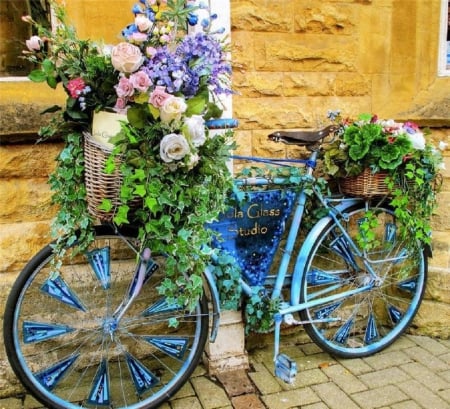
[3,120,427,409]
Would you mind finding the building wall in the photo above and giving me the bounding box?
[0,1,449,383]
[230,0,450,338]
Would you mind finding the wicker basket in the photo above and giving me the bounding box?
[339,168,391,198]
[84,132,139,221]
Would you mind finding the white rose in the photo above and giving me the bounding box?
[407,132,426,150]
[160,133,190,163]
[160,96,187,123]
[111,42,144,74]
[135,15,152,32]
[184,115,206,147]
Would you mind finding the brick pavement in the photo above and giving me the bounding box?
[1,332,449,409]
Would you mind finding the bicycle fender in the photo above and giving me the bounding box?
[203,266,221,343]
[290,198,361,306]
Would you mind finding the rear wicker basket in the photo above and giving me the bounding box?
[84,132,128,221]
[339,168,390,198]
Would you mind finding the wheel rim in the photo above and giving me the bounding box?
[301,206,426,356]
[8,232,208,409]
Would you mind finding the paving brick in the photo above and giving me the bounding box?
[337,357,374,375]
[362,350,412,371]
[351,385,408,409]
[0,397,22,409]
[296,352,337,371]
[358,367,411,389]
[302,403,329,409]
[172,379,196,399]
[248,362,283,394]
[231,393,265,409]
[400,362,450,393]
[390,401,422,409]
[311,382,360,409]
[301,343,323,356]
[170,396,205,409]
[438,388,450,403]
[441,352,450,365]
[261,387,320,409]
[397,379,448,409]
[403,346,450,372]
[383,335,416,351]
[321,363,368,394]
[216,369,254,397]
[288,368,328,389]
[23,394,43,409]
[407,335,450,355]
[191,376,231,409]
[442,369,450,383]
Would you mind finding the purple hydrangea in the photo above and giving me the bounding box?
[143,32,232,98]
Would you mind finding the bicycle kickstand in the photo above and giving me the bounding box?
[273,313,297,384]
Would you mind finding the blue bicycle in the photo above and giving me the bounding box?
[4,121,426,408]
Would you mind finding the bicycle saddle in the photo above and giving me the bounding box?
[268,125,337,145]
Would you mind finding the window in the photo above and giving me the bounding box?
[438,0,450,76]
[0,0,51,79]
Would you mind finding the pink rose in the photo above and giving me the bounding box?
[129,32,148,44]
[115,76,135,98]
[114,97,129,114]
[25,35,42,51]
[111,42,143,74]
[149,86,171,108]
[67,78,86,98]
[129,71,152,92]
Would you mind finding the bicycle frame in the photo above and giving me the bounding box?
[209,150,386,378]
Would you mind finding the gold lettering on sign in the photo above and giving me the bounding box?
[223,204,283,237]
[229,222,269,237]
[247,203,281,218]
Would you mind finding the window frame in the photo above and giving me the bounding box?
[438,0,450,76]
[0,0,53,82]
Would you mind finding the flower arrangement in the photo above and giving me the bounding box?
[22,0,238,310]
[322,111,445,248]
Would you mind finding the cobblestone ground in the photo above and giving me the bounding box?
[1,332,449,409]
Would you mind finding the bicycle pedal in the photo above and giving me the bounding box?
[274,353,297,384]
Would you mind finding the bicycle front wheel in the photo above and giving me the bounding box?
[298,203,426,358]
[4,225,209,409]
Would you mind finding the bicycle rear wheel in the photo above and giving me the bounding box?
[298,203,426,358]
[4,224,209,409]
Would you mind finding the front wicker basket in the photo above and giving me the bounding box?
[84,132,125,221]
[339,168,391,198]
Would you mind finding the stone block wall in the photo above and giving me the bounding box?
[229,0,450,338]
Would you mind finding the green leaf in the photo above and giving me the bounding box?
[178,228,191,240]
[145,197,159,213]
[113,205,130,225]
[127,105,148,128]
[41,105,62,114]
[186,95,207,116]
[98,199,113,212]
[28,70,47,83]
[46,75,58,89]
[134,184,146,197]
